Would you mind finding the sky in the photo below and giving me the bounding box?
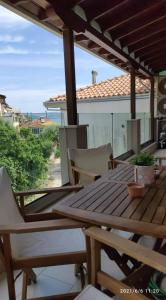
[0,5,124,113]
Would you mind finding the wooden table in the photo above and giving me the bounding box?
[54,164,166,239]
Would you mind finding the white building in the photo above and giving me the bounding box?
[44,74,152,156]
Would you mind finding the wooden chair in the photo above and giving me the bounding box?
[69,143,127,185]
[74,226,166,300]
[0,167,87,300]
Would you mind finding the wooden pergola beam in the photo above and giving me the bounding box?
[111,0,166,40]
[128,30,166,53]
[63,27,77,125]
[102,0,160,32]
[85,0,127,21]
[139,44,166,61]
[130,66,136,119]
[120,17,166,47]
[11,0,28,4]
[48,0,152,77]
[144,49,166,64]
[150,77,155,141]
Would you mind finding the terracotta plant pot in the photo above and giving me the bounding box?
[127,182,145,199]
[134,165,155,186]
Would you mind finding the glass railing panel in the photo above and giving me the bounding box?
[136,113,150,144]
[112,113,131,157]
[79,113,131,157]
[79,113,113,148]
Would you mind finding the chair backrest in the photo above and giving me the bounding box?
[0,167,24,262]
[69,143,113,185]
[0,167,23,225]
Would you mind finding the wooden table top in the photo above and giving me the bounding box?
[54,164,166,238]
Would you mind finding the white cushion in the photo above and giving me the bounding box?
[69,143,113,185]
[0,167,23,225]
[74,285,112,300]
[0,167,85,258]
[12,228,86,258]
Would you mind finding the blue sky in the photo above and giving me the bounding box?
[0,5,124,112]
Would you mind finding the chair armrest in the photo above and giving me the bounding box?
[24,212,65,222]
[86,227,166,274]
[0,219,86,234]
[14,185,83,197]
[71,166,101,180]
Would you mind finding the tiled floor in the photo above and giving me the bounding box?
[0,251,125,299]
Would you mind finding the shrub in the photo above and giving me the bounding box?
[130,152,155,166]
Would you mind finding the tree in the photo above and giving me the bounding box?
[0,121,57,191]
[41,124,59,144]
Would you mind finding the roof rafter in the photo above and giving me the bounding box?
[120,16,166,47]
[128,30,166,53]
[82,0,127,21]
[110,0,166,40]
[136,42,166,60]
[100,0,157,32]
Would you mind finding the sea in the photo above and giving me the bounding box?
[25,112,63,125]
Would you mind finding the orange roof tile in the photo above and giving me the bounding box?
[22,118,54,129]
[48,74,150,103]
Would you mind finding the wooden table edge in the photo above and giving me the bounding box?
[53,204,166,239]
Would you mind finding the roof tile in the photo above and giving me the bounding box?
[48,74,150,103]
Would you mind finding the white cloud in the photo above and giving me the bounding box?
[0,6,30,29]
[0,46,60,55]
[0,45,29,54]
[0,34,24,42]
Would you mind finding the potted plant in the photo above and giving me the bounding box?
[130,152,156,185]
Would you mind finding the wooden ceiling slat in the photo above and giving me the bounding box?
[120,17,166,48]
[150,61,166,68]
[128,30,166,53]
[136,42,166,60]
[145,57,165,67]
[144,49,166,63]
[81,0,127,21]
[11,0,29,4]
[110,0,166,40]
[99,0,157,32]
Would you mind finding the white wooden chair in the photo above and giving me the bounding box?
[75,227,166,300]
[0,167,87,300]
[69,143,126,185]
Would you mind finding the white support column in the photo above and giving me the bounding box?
[127,119,141,154]
[59,125,88,184]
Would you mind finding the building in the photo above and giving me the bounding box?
[44,74,152,155]
[21,117,55,134]
[44,74,151,118]
[0,94,25,129]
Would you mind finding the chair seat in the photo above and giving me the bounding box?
[74,285,112,300]
[11,228,85,258]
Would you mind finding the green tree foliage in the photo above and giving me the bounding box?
[0,121,59,191]
[41,124,59,144]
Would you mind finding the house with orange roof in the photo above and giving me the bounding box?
[44,74,151,116]
[44,74,152,155]
[21,117,54,135]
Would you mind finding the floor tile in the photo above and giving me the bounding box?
[27,273,73,298]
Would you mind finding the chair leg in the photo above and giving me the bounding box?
[28,269,37,285]
[22,269,37,300]
[6,268,16,300]
[74,263,85,289]
[22,272,29,300]
[3,234,16,300]
[79,264,85,289]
